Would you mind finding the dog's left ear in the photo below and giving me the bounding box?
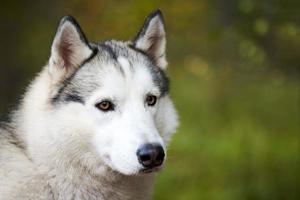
[133,10,167,70]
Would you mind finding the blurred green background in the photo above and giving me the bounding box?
[0,0,299,199]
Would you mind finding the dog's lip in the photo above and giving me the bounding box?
[140,165,164,174]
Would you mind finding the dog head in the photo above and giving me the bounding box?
[40,10,178,175]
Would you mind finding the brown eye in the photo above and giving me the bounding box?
[95,100,114,112]
[146,95,157,106]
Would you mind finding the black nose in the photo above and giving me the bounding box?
[137,143,165,168]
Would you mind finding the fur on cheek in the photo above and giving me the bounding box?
[155,96,179,144]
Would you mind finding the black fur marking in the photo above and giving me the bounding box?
[64,93,84,104]
[98,43,118,60]
[98,42,126,76]
[128,43,157,68]
[51,47,98,104]
[151,65,169,97]
[128,44,169,96]
[128,44,149,57]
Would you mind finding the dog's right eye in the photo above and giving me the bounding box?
[95,100,114,112]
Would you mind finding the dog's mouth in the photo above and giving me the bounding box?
[140,165,164,174]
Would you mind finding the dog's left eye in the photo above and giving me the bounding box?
[95,100,114,112]
[146,95,157,107]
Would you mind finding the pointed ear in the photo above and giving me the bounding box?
[49,16,94,82]
[133,10,167,70]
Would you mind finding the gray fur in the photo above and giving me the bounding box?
[53,40,169,105]
[0,10,177,200]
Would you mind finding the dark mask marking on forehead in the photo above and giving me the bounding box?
[128,44,169,96]
[97,43,126,76]
[64,93,84,104]
[152,67,169,97]
[100,41,169,96]
[51,46,98,104]
[51,42,125,105]
[51,40,169,105]
[97,43,118,60]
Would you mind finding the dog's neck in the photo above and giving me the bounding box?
[45,164,155,200]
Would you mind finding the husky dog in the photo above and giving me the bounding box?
[0,10,178,200]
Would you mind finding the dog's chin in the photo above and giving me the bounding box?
[140,165,164,174]
[110,165,164,176]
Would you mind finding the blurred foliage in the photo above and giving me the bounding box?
[0,0,299,199]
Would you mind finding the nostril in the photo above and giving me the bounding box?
[155,146,165,162]
[137,144,154,167]
[137,143,165,168]
[140,154,151,162]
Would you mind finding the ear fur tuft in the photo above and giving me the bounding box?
[49,15,93,82]
[133,10,168,70]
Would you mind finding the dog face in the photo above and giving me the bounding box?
[46,10,178,175]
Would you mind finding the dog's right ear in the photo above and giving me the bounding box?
[49,16,93,83]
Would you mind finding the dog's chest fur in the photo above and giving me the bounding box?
[47,167,154,200]
[0,130,154,200]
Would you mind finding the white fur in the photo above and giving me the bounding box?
[0,14,178,200]
[88,57,167,175]
[0,58,178,199]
